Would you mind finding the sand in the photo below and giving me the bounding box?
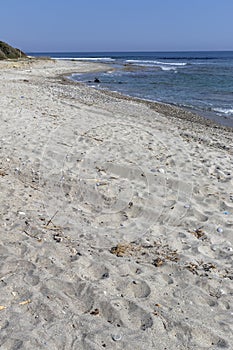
[0,58,232,349]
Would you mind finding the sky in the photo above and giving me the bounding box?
[1,0,233,52]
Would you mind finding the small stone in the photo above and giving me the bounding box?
[102,272,109,279]
[90,308,100,316]
[217,227,223,233]
[158,168,165,174]
[184,204,190,209]
[70,248,77,256]
[111,334,122,342]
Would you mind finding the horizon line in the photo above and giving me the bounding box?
[27,49,233,53]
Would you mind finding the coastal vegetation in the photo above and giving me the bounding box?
[0,40,26,59]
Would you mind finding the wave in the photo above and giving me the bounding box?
[51,57,115,62]
[212,107,233,115]
[125,59,187,72]
[152,56,220,60]
[125,59,187,66]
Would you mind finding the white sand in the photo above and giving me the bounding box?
[0,58,232,349]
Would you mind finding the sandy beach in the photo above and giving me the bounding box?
[0,58,232,349]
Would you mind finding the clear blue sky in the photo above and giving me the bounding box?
[1,0,233,52]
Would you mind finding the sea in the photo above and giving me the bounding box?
[30,51,233,127]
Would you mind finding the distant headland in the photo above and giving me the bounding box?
[0,40,26,59]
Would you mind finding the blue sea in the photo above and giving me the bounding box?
[31,51,233,127]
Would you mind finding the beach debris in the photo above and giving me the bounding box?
[111,334,122,342]
[110,241,179,266]
[202,263,216,272]
[163,251,179,263]
[19,299,31,306]
[95,166,106,173]
[0,300,31,311]
[42,224,62,231]
[185,262,199,274]
[23,228,41,241]
[223,211,230,215]
[185,261,216,275]
[155,303,162,308]
[110,243,134,257]
[190,228,206,240]
[53,234,63,243]
[0,170,7,176]
[152,258,164,267]
[46,210,59,227]
[96,181,108,186]
[217,227,223,233]
[152,307,168,329]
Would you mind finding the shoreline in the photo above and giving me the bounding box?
[0,58,232,349]
[58,65,233,155]
[62,65,233,131]
[60,57,233,130]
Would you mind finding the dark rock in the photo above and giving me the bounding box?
[94,77,100,83]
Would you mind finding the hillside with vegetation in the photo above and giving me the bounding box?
[0,41,26,59]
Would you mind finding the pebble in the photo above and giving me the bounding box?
[158,168,165,174]
[184,204,190,209]
[15,167,21,174]
[223,211,230,215]
[111,334,122,342]
[217,227,223,233]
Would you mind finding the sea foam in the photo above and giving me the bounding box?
[125,59,187,66]
[213,107,233,115]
